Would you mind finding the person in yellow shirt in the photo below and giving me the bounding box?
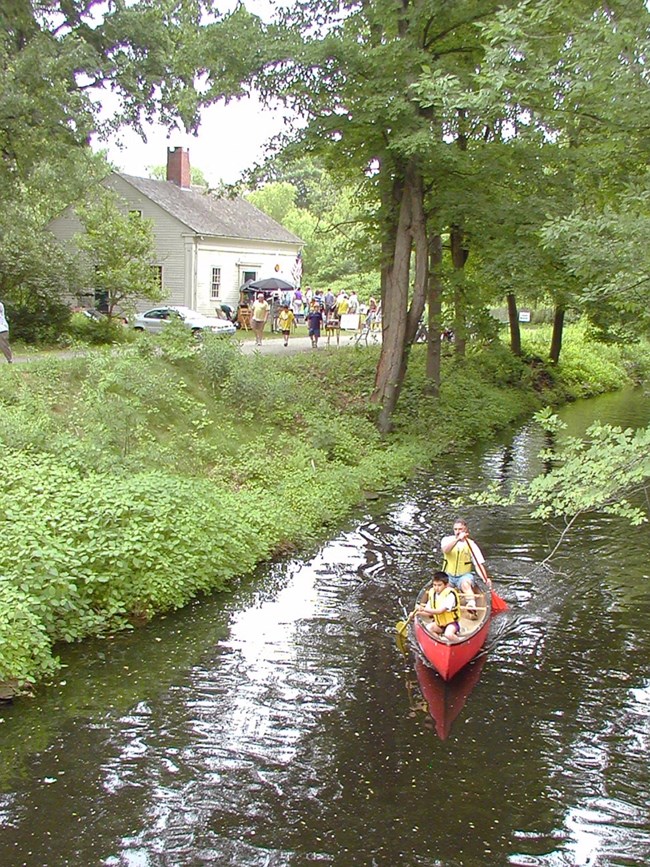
[441,519,489,618]
[251,293,270,346]
[277,304,296,347]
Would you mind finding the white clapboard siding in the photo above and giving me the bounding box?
[48,175,190,308]
[195,239,302,312]
[48,171,304,314]
[106,175,189,307]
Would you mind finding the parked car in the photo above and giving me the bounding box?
[132,306,236,336]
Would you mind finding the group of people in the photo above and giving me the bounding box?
[250,287,381,349]
[273,287,362,321]
[416,519,491,639]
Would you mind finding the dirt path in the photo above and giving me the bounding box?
[8,331,379,363]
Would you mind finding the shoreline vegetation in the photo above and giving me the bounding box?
[1,323,649,694]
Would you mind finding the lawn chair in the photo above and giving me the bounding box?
[350,311,380,346]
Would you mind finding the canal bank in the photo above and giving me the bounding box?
[1,387,649,866]
[1,327,649,692]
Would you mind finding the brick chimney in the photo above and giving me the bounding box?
[166,146,191,189]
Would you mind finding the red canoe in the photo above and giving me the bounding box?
[412,580,491,681]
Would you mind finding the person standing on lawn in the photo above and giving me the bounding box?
[305,299,323,349]
[251,293,270,347]
[0,300,12,363]
[277,303,296,347]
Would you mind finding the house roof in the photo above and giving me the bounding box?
[115,173,303,245]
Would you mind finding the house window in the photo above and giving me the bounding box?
[129,209,143,218]
[151,266,163,289]
[240,268,258,286]
[210,267,221,300]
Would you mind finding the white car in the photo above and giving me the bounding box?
[132,306,236,336]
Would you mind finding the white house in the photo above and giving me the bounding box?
[48,147,304,313]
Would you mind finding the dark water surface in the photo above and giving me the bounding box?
[1,389,649,867]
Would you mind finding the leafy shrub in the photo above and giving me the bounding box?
[620,344,650,384]
[307,414,380,464]
[0,581,57,683]
[0,452,286,675]
[200,333,243,387]
[223,361,295,424]
[156,318,200,361]
[67,312,131,346]
[8,296,72,345]
[465,341,527,388]
[522,323,632,398]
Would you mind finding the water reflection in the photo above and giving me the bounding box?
[0,387,649,866]
[413,656,488,740]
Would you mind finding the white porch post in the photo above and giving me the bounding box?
[183,236,197,308]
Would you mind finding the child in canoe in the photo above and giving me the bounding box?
[416,571,461,639]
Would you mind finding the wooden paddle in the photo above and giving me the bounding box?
[466,537,509,613]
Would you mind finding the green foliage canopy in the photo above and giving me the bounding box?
[469,410,650,547]
[76,190,164,317]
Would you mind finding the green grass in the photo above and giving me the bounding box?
[1,323,648,689]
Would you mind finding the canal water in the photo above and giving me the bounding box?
[1,389,649,867]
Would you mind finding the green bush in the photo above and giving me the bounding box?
[223,360,296,424]
[200,333,242,386]
[67,312,132,346]
[522,322,632,398]
[0,581,57,683]
[0,452,275,645]
[8,296,71,345]
[156,318,201,361]
[0,327,646,688]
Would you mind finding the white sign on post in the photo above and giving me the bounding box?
[340,313,360,331]
[519,310,531,323]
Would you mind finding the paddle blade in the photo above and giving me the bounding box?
[490,588,509,613]
[395,629,409,654]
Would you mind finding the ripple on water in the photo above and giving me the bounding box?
[3,388,650,867]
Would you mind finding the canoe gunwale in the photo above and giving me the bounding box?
[411,579,492,680]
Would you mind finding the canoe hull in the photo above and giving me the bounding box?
[412,581,491,680]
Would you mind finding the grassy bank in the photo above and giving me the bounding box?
[1,324,648,689]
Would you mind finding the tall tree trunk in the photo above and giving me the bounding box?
[450,223,468,357]
[506,292,521,356]
[549,304,565,364]
[406,169,428,344]
[373,162,427,433]
[372,173,411,432]
[425,233,443,396]
[450,111,469,358]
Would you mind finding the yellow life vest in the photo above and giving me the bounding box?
[442,540,473,576]
[426,585,461,627]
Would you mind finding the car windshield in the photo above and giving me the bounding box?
[173,307,212,323]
